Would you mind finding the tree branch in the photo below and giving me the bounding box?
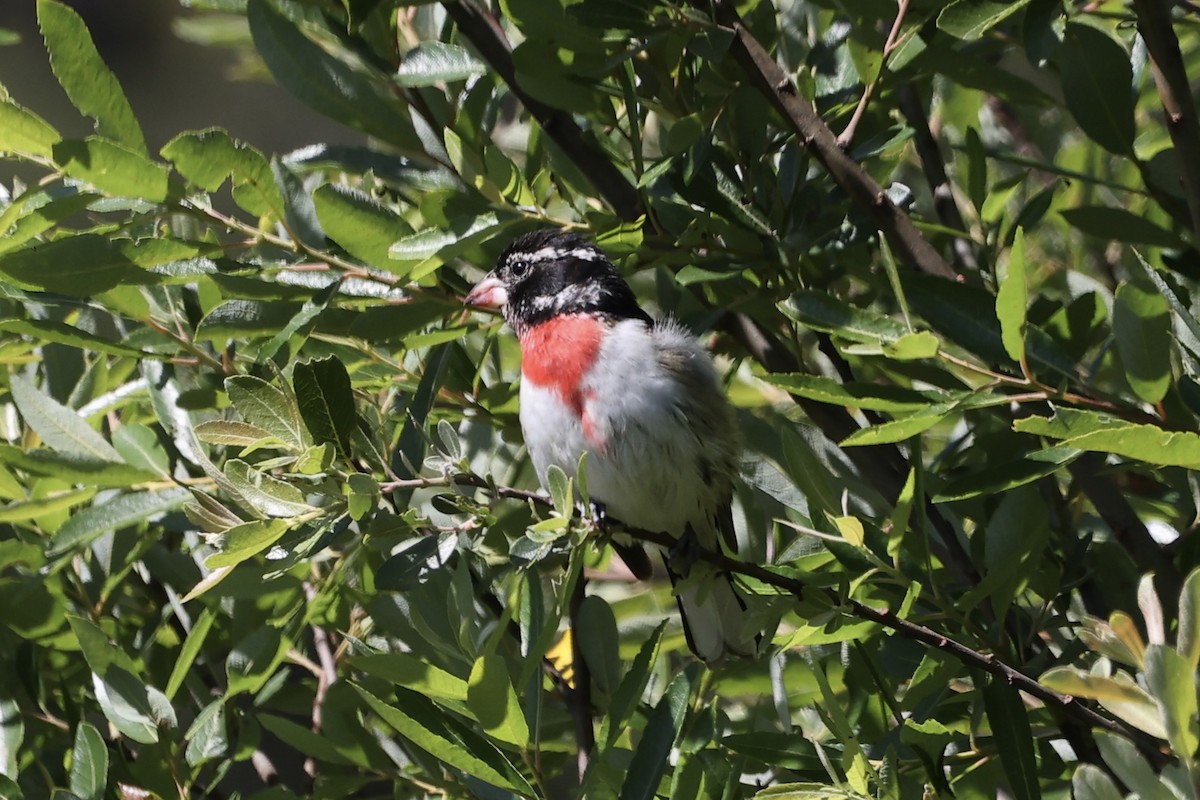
[699,0,958,281]
[1133,0,1200,243]
[466,475,1161,762]
[443,0,645,222]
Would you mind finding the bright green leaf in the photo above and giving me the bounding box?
[37,0,146,153]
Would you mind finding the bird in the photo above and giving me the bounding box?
[465,229,757,663]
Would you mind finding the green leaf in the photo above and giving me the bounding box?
[983,676,1040,800]
[1178,567,1200,669]
[165,608,216,700]
[184,699,228,767]
[313,183,409,272]
[352,683,534,794]
[293,357,355,460]
[349,652,469,703]
[1040,666,1167,737]
[934,447,1081,502]
[996,227,1028,362]
[882,331,940,360]
[0,100,61,157]
[1144,645,1198,765]
[395,41,487,87]
[193,420,281,449]
[840,403,956,447]
[1072,765,1123,800]
[0,447,155,488]
[0,234,153,297]
[576,595,620,694]
[225,627,289,696]
[780,290,907,344]
[37,0,146,153]
[257,713,358,766]
[205,518,291,568]
[345,473,376,520]
[225,375,308,450]
[1093,730,1175,800]
[1060,22,1135,156]
[467,654,530,747]
[1060,206,1183,248]
[9,374,122,462]
[69,722,107,800]
[224,459,315,518]
[52,138,169,202]
[599,622,665,747]
[759,374,942,412]
[388,213,501,263]
[49,487,191,556]
[938,0,1034,41]
[1113,278,1173,404]
[0,320,146,358]
[0,488,97,524]
[161,128,284,218]
[247,0,420,150]
[67,616,162,744]
[619,670,692,800]
[546,464,571,518]
[720,732,824,772]
[1014,407,1200,468]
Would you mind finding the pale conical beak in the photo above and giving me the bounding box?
[464,273,508,308]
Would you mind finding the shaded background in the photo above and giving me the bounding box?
[0,0,364,182]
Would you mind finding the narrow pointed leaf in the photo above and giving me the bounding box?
[9,374,122,462]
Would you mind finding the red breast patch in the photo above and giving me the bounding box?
[520,315,605,420]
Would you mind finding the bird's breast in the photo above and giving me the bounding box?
[518,315,607,418]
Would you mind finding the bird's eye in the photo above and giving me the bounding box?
[510,261,528,278]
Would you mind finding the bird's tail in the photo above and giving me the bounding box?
[669,566,759,664]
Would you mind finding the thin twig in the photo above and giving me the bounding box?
[303,581,340,780]
[837,0,912,150]
[1133,0,1200,243]
[475,479,1159,759]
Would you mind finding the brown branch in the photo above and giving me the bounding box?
[838,0,912,150]
[466,475,1160,762]
[443,0,645,222]
[1133,0,1200,243]
[699,0,958,281]
[897,84,980,273]
[303,582,339,780]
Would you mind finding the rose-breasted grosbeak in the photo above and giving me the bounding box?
[466,230,756,663]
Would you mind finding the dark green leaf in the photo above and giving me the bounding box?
[576,595,620,694]
[983,676,1040,800]
[0,235,154,297]
[293,356,355,459]
[225,627,289,696]
[49,487,191,556]
[1060,23,1135,156]
[1061,206,1183,248]
[68,722,106,800]
[619,670,692,800]
[353,683,534,794]
[1113,278,1173,404]
[225,375,308,450]
[247,0,421,150]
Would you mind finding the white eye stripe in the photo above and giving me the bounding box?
[505,245,604,266]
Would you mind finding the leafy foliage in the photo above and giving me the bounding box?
[2,0,1200,798]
